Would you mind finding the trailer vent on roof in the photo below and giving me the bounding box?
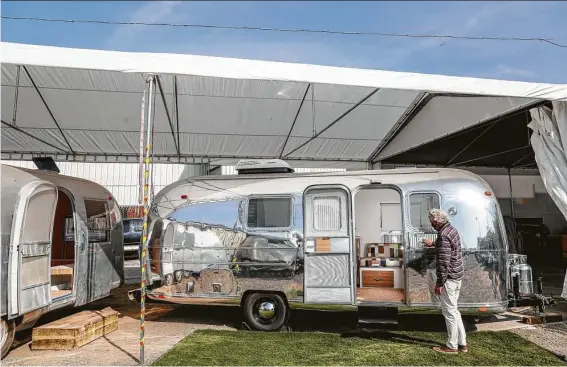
[235,159,294,175]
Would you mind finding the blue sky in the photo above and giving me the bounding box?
[2,1,566,83]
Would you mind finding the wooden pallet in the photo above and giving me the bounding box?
[32,307,119,350]
[521,313,563,325]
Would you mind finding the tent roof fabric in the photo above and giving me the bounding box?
[2,42,567,168]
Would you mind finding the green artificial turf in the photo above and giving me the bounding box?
[153,329,564,366]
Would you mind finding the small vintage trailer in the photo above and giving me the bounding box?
[130,159,552,331]
[0,164,124,358]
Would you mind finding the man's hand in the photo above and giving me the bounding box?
[434,285,443,295]
[422,238,434,247]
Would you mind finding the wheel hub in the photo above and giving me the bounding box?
[257,301,276,320]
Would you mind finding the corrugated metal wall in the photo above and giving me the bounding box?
[1,161,204,205]
[3,160,564,233]
[1,161,346,205]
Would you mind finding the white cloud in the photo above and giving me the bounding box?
[496,65,537,78]
[103,1,181,50]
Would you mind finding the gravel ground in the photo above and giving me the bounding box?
[510,322,567,362]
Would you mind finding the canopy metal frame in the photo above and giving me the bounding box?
[22,65,76,155]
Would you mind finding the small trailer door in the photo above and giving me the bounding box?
[8,181,58,317]
[303,185,354,304]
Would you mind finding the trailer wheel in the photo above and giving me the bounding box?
[243,293,288,331]
[1,318,15,360]
[174,270,183,283]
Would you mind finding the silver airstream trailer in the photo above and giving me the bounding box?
[1,164,124,358]
[130,159,550,331]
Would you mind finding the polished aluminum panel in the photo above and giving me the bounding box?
[305,254,350,287]
[147,173,510,312]
[404,178,508,306]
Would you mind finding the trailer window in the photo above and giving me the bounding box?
[409,193,440,229]
[85,199,111,242]
[247,197,292,229]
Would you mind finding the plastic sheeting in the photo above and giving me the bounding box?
[529,101,567,220]
[2,42,567,166]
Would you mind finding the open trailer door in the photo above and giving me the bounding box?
[8,181,58,317]
[303,185,354,304]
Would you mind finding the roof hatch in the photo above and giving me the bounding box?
[235,159,294,175]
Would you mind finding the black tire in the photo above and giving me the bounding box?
[243,293,288,332]
[1,318,15,360]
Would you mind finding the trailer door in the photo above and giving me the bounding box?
[303,185,353,304]
[8,181,58,317]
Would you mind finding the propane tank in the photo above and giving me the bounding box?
[517,255,533,295]
[508,254,521,294]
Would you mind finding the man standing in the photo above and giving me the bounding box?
[422,209,467,354]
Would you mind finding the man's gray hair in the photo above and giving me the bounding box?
[428,208,448,224]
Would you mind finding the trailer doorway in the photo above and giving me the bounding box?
[354,186,405,304]
[50,189,76,300]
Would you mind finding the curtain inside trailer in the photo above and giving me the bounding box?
[529,101,567,221]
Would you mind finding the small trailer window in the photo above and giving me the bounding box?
[247,197,292,229]
[312,196,342,231]
[85,199,111,242]
[409,193,440,229]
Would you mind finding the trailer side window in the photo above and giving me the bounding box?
[409,193,440,229]
[247,197,292,229]
[85,199,111,242]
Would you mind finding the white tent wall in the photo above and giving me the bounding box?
[529,101,567,221]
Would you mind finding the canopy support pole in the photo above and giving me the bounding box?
[22,66,75,155]
[449,145,531,166]
[156,75,180,157]
[508,168,516,219]
[280,83,310,158]
[1,119,71,153]
[138,83,147,204]
[139,74,156,366]
[283,88,379,158]
[174,76,181,159]
[11,65,21,126]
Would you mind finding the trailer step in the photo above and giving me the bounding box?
[358,318,399,325]
[357,306,399,330]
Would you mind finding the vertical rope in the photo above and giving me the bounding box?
[140,74,155,366]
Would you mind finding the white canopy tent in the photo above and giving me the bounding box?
[2,42,567,169]
[3,42,567,363]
